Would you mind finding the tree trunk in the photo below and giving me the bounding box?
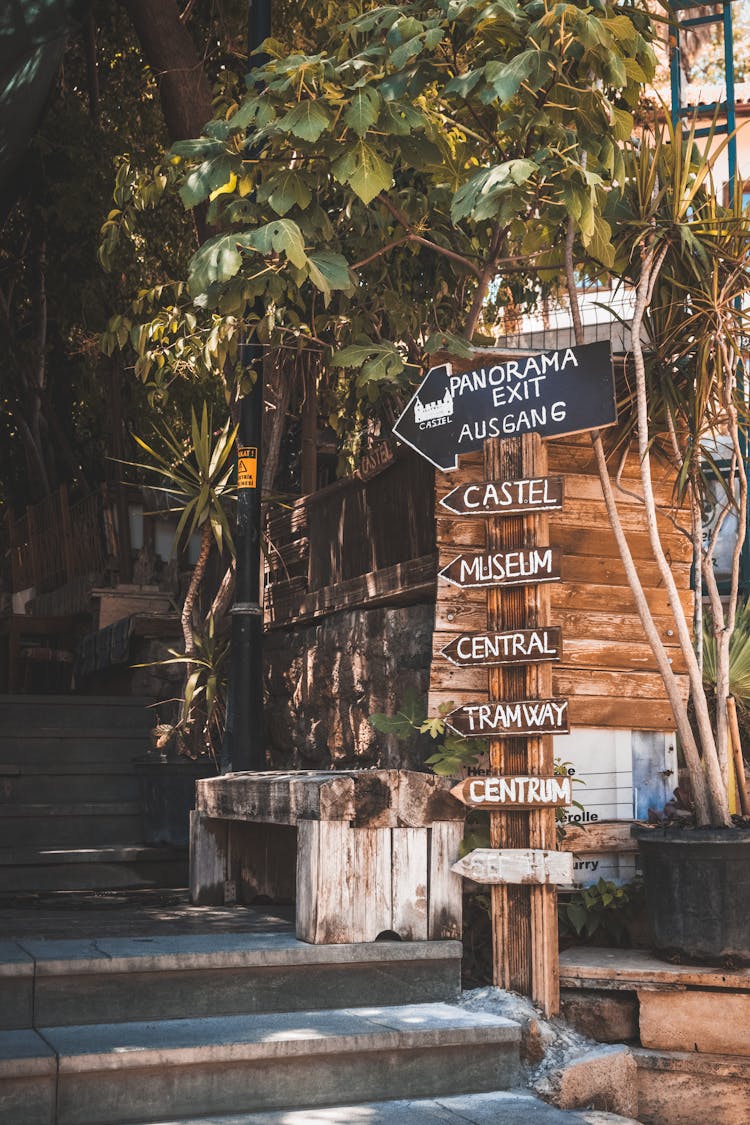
[120,0,213,142]
[182,521,212,657]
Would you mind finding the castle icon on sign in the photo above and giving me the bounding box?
[414,387,453,426]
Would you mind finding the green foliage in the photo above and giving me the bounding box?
[122,405,237,557]
[559,878,642,946]
[152,0,657,415]
[703,597,750,708]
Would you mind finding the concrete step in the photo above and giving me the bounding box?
[0,763,141,805]
[0,695,154,729]
[0,734,149,766]
[0,1003,521,1125]
[0,803,143,848]
[0,845,187,894]
[634,1047,750,1125]
[0,932,462,1029]
[136,1092,642,1123]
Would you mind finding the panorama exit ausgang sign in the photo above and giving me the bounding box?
[393,340,616,471]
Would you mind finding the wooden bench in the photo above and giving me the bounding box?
[190,770,465,944]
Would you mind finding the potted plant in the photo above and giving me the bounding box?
[127,405,237,846]
[564,118,750,962]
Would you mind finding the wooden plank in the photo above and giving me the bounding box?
[196,769,463,828]
[451,775,573,810]
[440,476,564,516]
[554,668,687,701]
[429,688,678,731]
[439,547,561,589]
[295,818,321,943]
[391,827,429,940]
[296,820,355,943]
[452,848,574,885]
[559,820,639,854]
[189,812,227,906]
[440,627,562,668]
[267,554,438,628]
[352,828,393,942]
[428,820,463,940]
[434,632,686,674]
[446,698,569,738]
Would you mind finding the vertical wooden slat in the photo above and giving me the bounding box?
[189,812,228,906]
[428,820,463,939]
[484,432,560,1016]
[295,818,321,942]
[352,828,392,941]
[392,827,429,940]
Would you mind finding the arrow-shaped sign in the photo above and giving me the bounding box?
[440,476,563,516]
[450,775,572,809]
[392,341,616,471]
[451,848,574,885]
[440,628,562,667]
[445,698,570,738]
[438,547,561,589]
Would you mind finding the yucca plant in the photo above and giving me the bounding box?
[129,405,237,657]
[125,405,237,756]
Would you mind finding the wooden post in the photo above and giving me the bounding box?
[484,432,560,1015]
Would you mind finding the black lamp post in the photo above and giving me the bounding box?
[224,0,272,773]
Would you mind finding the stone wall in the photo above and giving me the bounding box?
[264,603,435,770]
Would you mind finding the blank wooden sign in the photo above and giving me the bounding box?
[451,848,574,886]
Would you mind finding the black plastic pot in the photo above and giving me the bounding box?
[632,824,750,964]
[135,756,218,847]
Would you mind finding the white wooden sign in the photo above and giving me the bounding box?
[451,848,574,886]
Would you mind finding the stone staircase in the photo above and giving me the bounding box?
[561,946,750,1125]
[0,695,186,893]
[0,924,638,1125]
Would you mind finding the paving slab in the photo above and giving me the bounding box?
[0,1028,56,1077]
[42,1003,520,1072]
[0,889,294,939]
[0,940,34,975]
[13,932,461,974]
[560,946,750,992]
[141,1091,643,1124]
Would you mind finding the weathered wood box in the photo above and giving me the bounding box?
[190,770,465,945]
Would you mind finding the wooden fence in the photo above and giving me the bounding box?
[264,452,437,626]
[5,486,107,595]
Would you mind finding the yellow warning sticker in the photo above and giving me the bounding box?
[237,445,258,489]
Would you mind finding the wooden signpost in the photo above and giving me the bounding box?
[393,340,616,1017]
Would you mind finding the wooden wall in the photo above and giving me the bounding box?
[430,437,692,732]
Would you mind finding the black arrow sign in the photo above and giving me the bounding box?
[392,341,616,471]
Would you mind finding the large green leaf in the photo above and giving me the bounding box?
[247,219,308,269]
[451,159,537,223]
[188,234,243,295]
[278,100,331,142]
[258,170,312,216]
[344,88,382,137]
[180,156,235,208]
[306,251,355,304]
[332,142,393,204]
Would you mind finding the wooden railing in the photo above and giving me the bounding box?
[264,452,437,626]
[5,486,107,595]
